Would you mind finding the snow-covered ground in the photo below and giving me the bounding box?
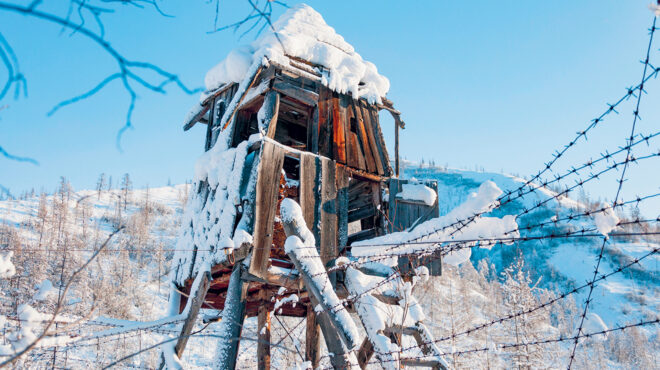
[0,165,657,368]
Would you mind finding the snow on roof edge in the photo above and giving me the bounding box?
[202,4,390,104]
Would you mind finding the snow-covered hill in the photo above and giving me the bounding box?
[403,164,659,328]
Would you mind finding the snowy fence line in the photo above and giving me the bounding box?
[11,225,657,367]
[355,317,660,369]
[306,241,660,368]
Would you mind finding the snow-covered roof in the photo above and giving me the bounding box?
[203,4,390,104]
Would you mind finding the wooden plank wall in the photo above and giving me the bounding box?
[206,77,392,178]
[336,166,350,254]
[317,84,333,159]
[319,157,338,265]
[300,155,322,367]
[206,84,238,151]
[387,179,439,233]
[331,92,347,164]
[387,178,441,276]
[316,86,392,178]
[346,179,382,245]
[299,153,321,244]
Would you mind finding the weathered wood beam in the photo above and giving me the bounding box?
[200,82,236,106]
[268,60,323,84]
[337,163,386,183]
[336,165,349,255]
[158,270,211,369]
[260,90,280,139]
[358,103,385,176]
[257,291,271,370]
[353,102,377,174]
[214,263,248,370]
[365,105,393,177]
[383,324,448,370]
[249,141,286,279]
[357,337,374,370]
[174,270,211,358]
[394,114,399,177]
[183,104,211,131]
[285,54,324,77]
[309,106,319,153]
[299,153,320,242]
[347,228,377,244]
[220,65,264,132]
[305,307,321,368]
[272,80,319,107]
[240,269,300,291]
[204,98,217,151]
[376,103,401,116]
[348,204,376,223]
[319,157,338,268]
[332,92,347,164]
[317,87,332,158]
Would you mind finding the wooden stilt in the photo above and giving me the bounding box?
[357,337,374,369]
[305,307,320,368]
[157,270,211,370]
[394,116,399,178]
[215,264,248,370]
[174,271,211,358]
[257,292,271,370]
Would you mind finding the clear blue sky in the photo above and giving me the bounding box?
[1,1,658,213]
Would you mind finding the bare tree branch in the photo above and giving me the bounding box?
[0,0,202,150]
[0,31,26,101]
[207,0,288,44]
[0,145,38,165]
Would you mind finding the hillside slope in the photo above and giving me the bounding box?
[404,164,659,327]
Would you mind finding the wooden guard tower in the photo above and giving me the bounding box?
[166,16,447,369]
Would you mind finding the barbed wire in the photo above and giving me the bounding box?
[365,69,660,254]
[312,243,659,368]
[357,318,660,369]
[568,15,657,369]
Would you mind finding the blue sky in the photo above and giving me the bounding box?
[1,1,658,213]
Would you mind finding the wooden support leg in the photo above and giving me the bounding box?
[215,263,247,370]
[394,116,399,177]
[175,271,211,358]
[305,307,320,368]
[257,298,271,370]
[158,270,211,369]
[357,337,374,370]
